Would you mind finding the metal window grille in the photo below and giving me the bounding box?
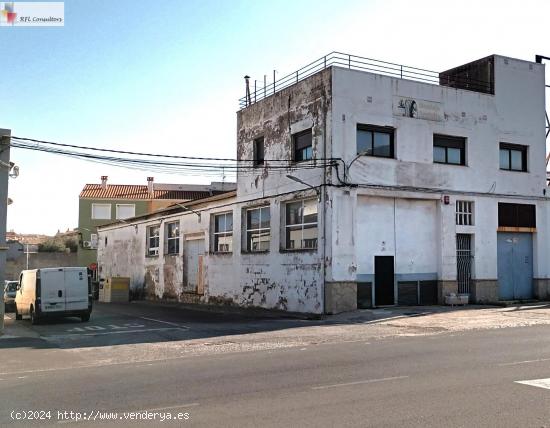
[456,201,473,226]
[456,234,473,294]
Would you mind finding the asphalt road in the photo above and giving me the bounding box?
[2,304,550,427]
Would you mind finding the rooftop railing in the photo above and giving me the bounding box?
[239,52,493,109]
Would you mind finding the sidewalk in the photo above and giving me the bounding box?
[324,303,550,334]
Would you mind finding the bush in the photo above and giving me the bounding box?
[64,238,78,253]
[38,238,66,252]
[38,236,80,253]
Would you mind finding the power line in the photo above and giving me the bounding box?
[10,136,340,163]
[9,137,338,178]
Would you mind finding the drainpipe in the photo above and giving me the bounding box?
[322,92,328,315]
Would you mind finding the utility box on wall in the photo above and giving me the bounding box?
[99,277,130,303]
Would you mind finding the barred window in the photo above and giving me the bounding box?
[456,201,473,226]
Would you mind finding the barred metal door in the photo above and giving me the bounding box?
[456,234,472,294]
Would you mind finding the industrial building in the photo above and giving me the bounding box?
[97,53,549,314]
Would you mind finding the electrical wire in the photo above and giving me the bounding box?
[10,136,340,163]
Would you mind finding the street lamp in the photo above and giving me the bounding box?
[286,175,321,201]
[175,203,201,221]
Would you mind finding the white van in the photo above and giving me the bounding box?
[15,267,92,324]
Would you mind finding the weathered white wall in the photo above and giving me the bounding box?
[329,56,550,286]
[236,68,332,201]
[98,191,324,314]
[99,54,549,312]
[331,58,547,197]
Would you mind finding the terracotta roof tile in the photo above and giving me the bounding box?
[79,184,219,201]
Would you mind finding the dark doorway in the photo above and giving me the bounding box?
[375,256,394,306]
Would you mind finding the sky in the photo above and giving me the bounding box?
[2,0,550,234]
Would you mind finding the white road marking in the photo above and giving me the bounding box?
[515,378,550,390]
[66,323,145,333]
[52,327,188,338]
[142,402,200,412]
[139,316,189,329]
[312,375,409,390]
[499,358,550,366]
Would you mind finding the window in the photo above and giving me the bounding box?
[253,137,264,167]
[116,204,135,219]
[500,143,527,172]
[293,129,313,162]
[433,134,466,165]
[164,221,180,255]
[357,125,395,158]
[498,203,536,228]
[90,233,98,248]
[285,199,318,250]
[246,206,270,252]
[91,203,111,220]
[456,201,474,226]
[147,225,160,256]
[213,212,233,253]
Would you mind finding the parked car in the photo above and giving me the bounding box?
[4,281,18,312]
[15,267,92,324]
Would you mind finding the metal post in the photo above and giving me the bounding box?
[324,56,326,69]
[348,55,351,68]
[0,129,12,336]
[400,65,403,79]
[273,70,276,94]
[264,75,266,98]
[26,244,29,269]
[254,80,257,103]
[296,70,298,83]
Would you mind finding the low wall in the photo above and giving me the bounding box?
[5,252,79,280]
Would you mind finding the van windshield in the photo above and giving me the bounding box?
[6,282,18,292]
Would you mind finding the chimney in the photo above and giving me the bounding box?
[101,176,108,190]
[244,75,251,106]
[147,176,154,196]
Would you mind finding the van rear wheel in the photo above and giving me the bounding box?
[15,306,22,320]
[80,313,90,322]
[30,306,40,325]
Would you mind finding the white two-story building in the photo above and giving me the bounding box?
[98,53,549,314]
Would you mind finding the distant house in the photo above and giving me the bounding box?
[77,176,235,274]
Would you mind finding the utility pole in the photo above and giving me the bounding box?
[24,244,37,270]
[0,129,12,335]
